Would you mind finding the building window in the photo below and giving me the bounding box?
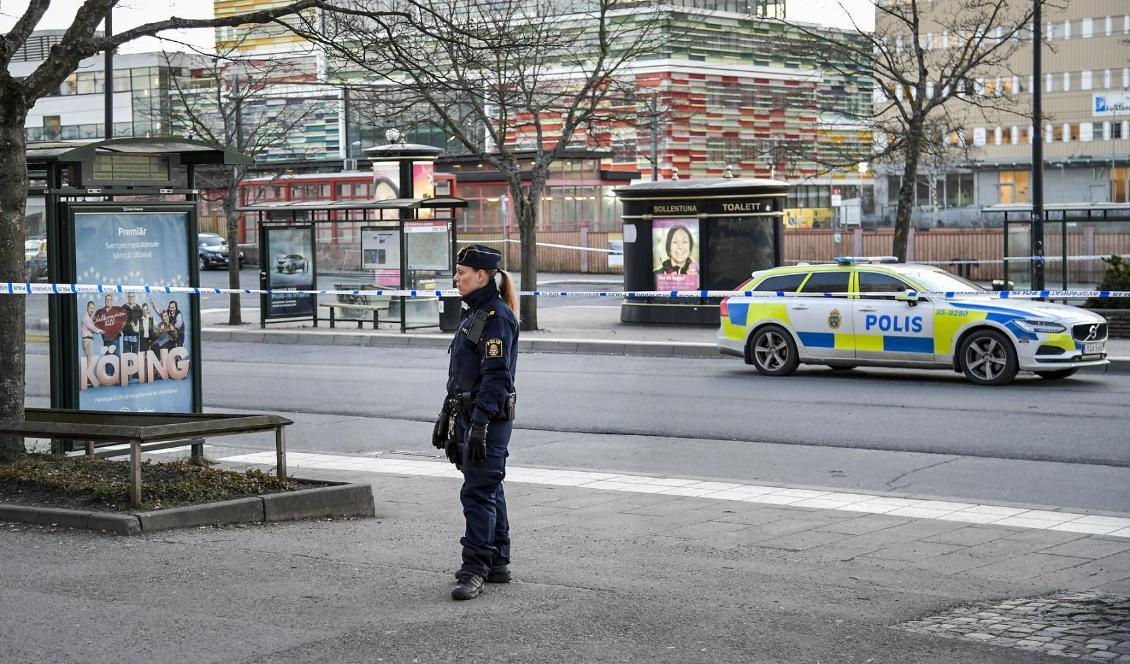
[999,170,1030,204]
[1080,122,1093,142]
[1081,70,1092,90]
[1114,166,1129,204]
[1105,69,1113,89]
[946,173,975,207]
[1082,17,1093,38]
[43,116,61,141]
[1062,71,1071,91]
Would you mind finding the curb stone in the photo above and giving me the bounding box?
[262,483,376,522]
[136,496,264,532]
[0,482,375,535]
[0,504,140,535]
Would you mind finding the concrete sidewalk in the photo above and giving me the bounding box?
[3,444,1128,663]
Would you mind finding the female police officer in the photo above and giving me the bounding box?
[432,244,520,600]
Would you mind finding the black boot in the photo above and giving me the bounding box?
[452,572,484,600]
[486,564,512,584]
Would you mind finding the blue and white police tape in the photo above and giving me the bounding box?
[4,282,1130,299]
[787,254,1130,266]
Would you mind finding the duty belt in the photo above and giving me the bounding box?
[455,390,517,422]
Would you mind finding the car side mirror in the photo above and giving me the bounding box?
[895,291,919,306]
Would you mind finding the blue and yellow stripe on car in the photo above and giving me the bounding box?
[722,301,790,341]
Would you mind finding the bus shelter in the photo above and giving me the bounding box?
[239,197,467,332]
[25,138,248,453]
[615,178,788,324]
[982,203,1130,291]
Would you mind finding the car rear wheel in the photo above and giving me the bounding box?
[959,329,1018,386]
[1035,368,1079,380]
[748,325,799,377]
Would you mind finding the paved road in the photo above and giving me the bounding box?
[24,343,1129,512]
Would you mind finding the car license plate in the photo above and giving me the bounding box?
[1084,341,1104,355]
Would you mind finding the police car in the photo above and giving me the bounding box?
[717,257,1109,385]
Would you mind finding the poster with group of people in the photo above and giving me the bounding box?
[73,208,195,412]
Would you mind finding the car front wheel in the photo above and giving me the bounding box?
[959,329,1018,386]
[748,325,800,377]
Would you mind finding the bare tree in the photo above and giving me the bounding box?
[160,45,337,325]
[301,0,666,330]
[788,0,1046,260]
[0,0,410,462]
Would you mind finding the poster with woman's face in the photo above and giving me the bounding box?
[652,218,700,290]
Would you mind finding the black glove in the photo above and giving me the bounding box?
[445,438,463,470]
[432,398,454,449]
[467,420,488,464]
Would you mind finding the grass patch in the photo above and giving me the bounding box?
[0,453,306,512]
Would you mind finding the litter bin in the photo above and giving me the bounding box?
[439,295,463,332]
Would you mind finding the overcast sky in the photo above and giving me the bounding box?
[0,0,875,55]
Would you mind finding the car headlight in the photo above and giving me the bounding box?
[1015,319,1066,334]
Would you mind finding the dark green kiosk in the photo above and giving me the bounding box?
[615,178,788,325]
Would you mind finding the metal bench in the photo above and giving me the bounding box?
[318,301,384,329]
[0,409,292,507]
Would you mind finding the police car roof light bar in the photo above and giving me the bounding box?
[833,256,900,265]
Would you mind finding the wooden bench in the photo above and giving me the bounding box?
[318,301,384,329]
[0,409,293,507]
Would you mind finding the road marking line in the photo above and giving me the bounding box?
[216,451,1130,538]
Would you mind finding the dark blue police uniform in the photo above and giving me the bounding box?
[438,245,519,593]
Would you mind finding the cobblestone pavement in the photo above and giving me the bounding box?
[897,591,1130,661]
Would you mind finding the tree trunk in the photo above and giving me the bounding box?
[514,194,538,331]
[0,94,29,462]
[224,180,242,326]
[892,131,922,262]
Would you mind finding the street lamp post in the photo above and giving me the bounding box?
[1031,0,1045,291]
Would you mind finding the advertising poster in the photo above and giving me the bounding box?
[266,225,315,318]
[607,233,624,269]
[361,226,402,286]
[651,218,700,290]
[372,162,400,200]
[413,163,435,219]
[73,209,194,413]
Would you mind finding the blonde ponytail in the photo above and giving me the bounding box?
[497,269,519,313]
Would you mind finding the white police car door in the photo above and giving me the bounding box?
[853,271,935,363]
[789,270,854,360]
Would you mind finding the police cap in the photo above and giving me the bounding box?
[456,244,502,270]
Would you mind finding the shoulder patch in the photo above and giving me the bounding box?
[485,338,503,358]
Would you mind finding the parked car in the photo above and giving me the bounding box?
[198,233,244,271]
[275,253,308,274]
[24,238,47,281]
[717,257,1108,386]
